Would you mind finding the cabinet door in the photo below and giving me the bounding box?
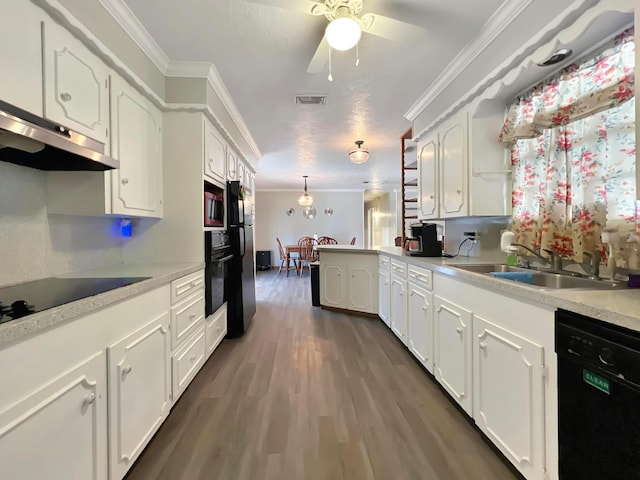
[43,21,109,145]
[320,264,346,308]
[108,313,171,480]
[389,276,408,345]
[440,115,468,218]
[473,315,546,480]
[0,1,44,115]
[226,149,238,181]
[348,264,377,313]
[237,161,246,187]
[408,284,434,373]
[434,295,472,414]
[110,75,163,218]
[378,270,390,327]
[0,351,107,480]
[418,133,439,219]
[204,119,226,184]
[205,303,227,358]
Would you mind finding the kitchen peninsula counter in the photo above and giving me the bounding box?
[0,262,203,346]
[316,245,640,332]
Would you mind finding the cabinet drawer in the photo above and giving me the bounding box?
[172,326,206,403]
[171,271,205,304]
[205,304,227,358]
[378,255,390,271]
[171,292,205,349]
[390,260,407,278]
[408,265,433,290]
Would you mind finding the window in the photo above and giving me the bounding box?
[499,28,635,265]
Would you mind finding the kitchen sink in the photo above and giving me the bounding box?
[453,264,628,290]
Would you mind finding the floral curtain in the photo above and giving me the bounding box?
[501,28,636,264]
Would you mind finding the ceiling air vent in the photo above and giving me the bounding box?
[295,95,327,105]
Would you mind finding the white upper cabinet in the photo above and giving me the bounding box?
[204,118,226,185]
[439,114,468,218]
[0,1,45,115]
[237,160,246,187]
[110,74,163,217]
[417,132,439,219]
[43,20,109,145]
[226,149,238,181]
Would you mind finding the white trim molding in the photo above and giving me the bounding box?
[96,0,169,73]
[403,0,533,121]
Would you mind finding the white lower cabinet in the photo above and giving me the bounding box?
[107,313,171,480]
[0,351,107,480]
[474,315,546,480]
[172,326,206,402]
[389,273,408,345]
[378,269,390,327]
[319,252,378,314]
[205,303,227,358]
[433,295,472,414]
[407,283,434,373]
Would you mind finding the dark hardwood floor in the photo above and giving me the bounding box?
[126,269,518,480]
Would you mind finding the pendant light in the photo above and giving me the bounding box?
[349,140,369,164]
[298,175,314,206]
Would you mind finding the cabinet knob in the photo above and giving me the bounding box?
[422,306,427,311]
[189,313,196,319]
[429,195,434,199]
[479,342,487,350]
[217,326,222,332]
[60,92,72,102]
[121,178,129,185]
[84,393,96,406]
[190,281,196,287]
[123,365,132,374]
[190,355,197,362]
[456,327,463,334]
[456,189,462,194]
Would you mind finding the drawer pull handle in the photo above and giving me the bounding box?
[456,327,463,334]
[123,365,132,374]
[479,343,487,350]
[84,393,95,406]
[60,92,72,102]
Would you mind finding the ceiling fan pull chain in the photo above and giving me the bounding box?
[355,43,360,67]
[328,47,333,82]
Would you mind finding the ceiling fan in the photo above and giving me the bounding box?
[246,0,426,76]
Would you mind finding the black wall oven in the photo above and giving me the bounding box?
[204,231,233,316]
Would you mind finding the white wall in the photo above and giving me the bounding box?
[254,190,364,265]
[0,162,123,287]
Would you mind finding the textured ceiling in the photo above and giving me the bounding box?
[123,0,505,190]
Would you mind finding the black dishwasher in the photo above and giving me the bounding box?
[556,309,640,479]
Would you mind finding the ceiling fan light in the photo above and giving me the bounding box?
[349,140,369,164]
[326,17,361,51]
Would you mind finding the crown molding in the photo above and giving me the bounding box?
[404,0,533,121]
[167,61,263,162]
[96,0,169,73]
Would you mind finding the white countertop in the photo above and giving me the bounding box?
[0,262,203,347]
[316,245,640,332]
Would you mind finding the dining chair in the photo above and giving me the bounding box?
[317,236,338,245]
[276,237,297,276]
[297,236,318,276]
[350,236,356,245]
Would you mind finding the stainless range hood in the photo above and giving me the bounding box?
[0,100,119,171]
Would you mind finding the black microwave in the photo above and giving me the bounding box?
[204,191,224,227]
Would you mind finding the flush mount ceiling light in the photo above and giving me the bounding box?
[325,7,362,51]
[298,175,314,206]
[349,140,369,164]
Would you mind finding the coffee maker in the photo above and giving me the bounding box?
[406,223,442,257]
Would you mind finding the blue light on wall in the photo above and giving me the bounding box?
[120,219,132,237]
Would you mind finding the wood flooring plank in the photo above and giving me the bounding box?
[126,269,519,480]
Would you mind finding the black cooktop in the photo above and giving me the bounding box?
[0,276,150,324]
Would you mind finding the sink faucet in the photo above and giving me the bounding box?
[543,249,564,271]
[511,243,553,268]
[582,251,600,279]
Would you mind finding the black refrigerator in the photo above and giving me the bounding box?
[226,180,256,337]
